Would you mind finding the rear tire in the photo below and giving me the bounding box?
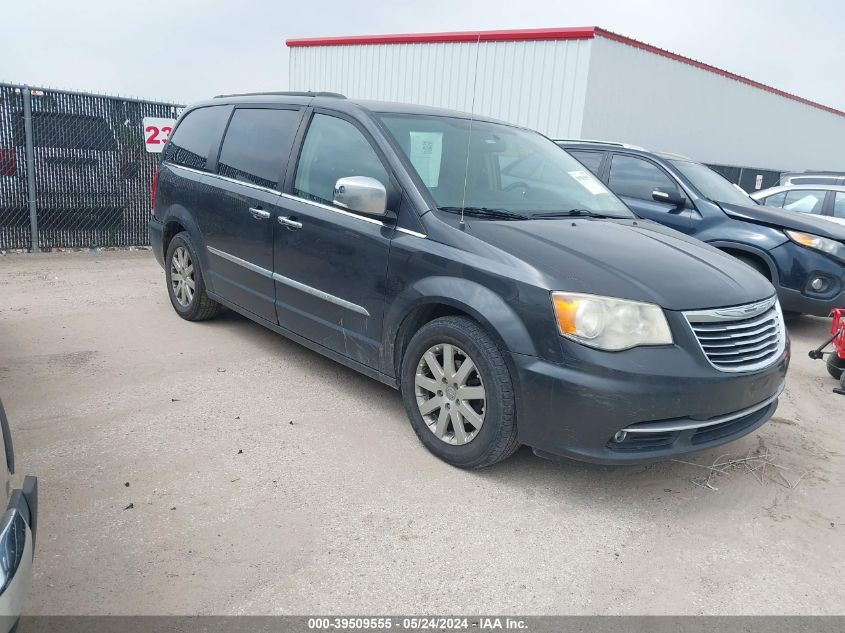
[400,316,519,469]
[165,231,222,321]
[827,356,845,381]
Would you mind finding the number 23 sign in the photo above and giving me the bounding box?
[143,117,176,153]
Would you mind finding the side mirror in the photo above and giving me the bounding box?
[333,176,387,216]
[652,187,686,207]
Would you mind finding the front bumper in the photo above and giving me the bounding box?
[513,323,790,464]
[770,241,845,316]
[0,476,37,623]
[777,285,845,317]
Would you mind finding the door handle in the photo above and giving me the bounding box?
[249,207,270,220]
[278,216,302,230]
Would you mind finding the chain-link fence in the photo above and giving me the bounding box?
[705,163,783,193]
[0,83,182,251]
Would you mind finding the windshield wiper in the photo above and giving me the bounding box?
[437,206,530,221]
[529,209,614,219]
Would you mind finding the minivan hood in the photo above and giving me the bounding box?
[463,217,774,311]
[718,201,845,241]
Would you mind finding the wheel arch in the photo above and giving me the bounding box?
[708,241,780,284]
[160,207,211,283]
[383,277,538,383]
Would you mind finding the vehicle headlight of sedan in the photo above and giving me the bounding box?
[785,230,845,263]
[551,292,673,351]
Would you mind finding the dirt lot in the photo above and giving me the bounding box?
[1,250,843,615]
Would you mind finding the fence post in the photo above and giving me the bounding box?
[22,87,39,252]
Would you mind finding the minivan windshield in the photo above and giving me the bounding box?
[378,114,633,218]
[670,160,756,207]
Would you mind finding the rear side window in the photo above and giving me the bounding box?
[163,106,228,171]
[783,190,826,215]
[762,192,786,207]
[790,176,838,185]
[293,114,388,207]
[13,112,117,150]
[834,193,845,218]
[608,155,679,201]
[217,108,301,189]
[568,150,604,176]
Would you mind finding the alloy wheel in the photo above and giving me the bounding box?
[170,245,195,308]
[414,343,486,445]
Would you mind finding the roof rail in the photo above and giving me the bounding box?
[213,91,347,99]
[555,138,648,151]
[781,170,845,177]
[654,151,691,160]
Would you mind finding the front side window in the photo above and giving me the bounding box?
[163,106,228,171]
[762,192,786,207]
[293,114,388,207]
[783,189,827,215]
[568,150,604,176]
[608,155,679,201]
[834,192,845,219]
[378,114,631,217]
[218,108,301,189]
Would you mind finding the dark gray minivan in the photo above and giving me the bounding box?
[149,92,789,468]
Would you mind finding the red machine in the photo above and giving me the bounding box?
[809,308,845,395]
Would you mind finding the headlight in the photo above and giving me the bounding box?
[551,292,673,351]
[785,230,845,263]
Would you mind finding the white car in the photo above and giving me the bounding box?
[751,184,845,227]
[0,400,36,633]
[779,172,845,186]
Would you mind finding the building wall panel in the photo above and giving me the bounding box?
[581,37,845,171]
[289,39,593,138]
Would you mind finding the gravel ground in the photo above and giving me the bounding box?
[1,250,843,615]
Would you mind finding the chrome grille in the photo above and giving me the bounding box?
[684,297,786,372]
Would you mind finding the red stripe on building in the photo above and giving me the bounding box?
[285,26,597,47]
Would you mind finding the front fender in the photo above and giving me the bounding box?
[381,276,542,378]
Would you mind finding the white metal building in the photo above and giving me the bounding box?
[287,27,845,173]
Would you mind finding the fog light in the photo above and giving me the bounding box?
[613,430,628,443]
[810,277,825,291]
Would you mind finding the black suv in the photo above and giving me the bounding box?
[558,141,845,317]
[149,93,788,468]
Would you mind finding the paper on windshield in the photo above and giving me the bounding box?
[568,170,609,195]
[409,132,443,187]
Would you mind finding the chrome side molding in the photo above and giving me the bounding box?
[206,246,369,316]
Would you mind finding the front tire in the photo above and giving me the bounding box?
[165,232,221,321]
[400,316,519,468]
[733,254,770,278]
[734,254,801,320]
